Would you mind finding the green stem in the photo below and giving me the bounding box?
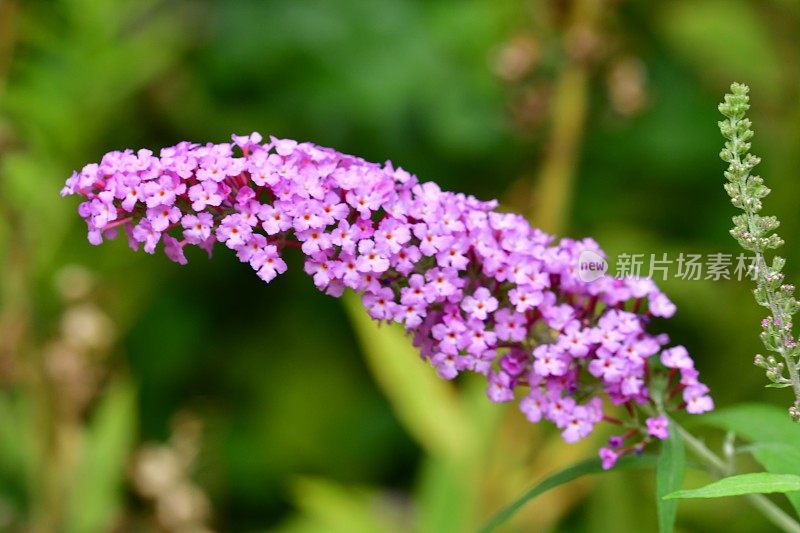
[528,0,601,235]
[529,66,587,235]
[675,424,728,473]
[727,112,800,403]
[676,423,800,533]
[0,0,17,89]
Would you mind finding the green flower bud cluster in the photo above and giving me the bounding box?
[753,349,788,386]
[790,402,800,423]
[719,82,800,415]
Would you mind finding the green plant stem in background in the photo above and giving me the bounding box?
[529,0,602,234]
[719,83,800,413]
[0,0,16,86]
[675,423,800,533]
[530,67,587,234]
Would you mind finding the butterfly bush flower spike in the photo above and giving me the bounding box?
[719,83,800,418]
[62,133,713,466]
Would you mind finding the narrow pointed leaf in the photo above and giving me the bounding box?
[65,378,137,533]
[656,418,686,533]
[664,473,800,500]
[479,454,657,532]
[750,443,800,515]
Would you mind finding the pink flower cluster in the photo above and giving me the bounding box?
[62,132,713,467]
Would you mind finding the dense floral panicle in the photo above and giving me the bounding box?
[62,133,713,466]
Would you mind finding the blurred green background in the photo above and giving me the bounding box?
[0,0,799,531]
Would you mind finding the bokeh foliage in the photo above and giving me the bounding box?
[0,0,799,531]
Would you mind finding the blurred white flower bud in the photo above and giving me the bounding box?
[131,445,183,498]
[156,483,210,531]
[54,265,95,301]
[61,303,114,351]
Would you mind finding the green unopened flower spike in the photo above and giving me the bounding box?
[719,82,800,419]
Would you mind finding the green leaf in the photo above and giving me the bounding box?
[664,473,800,500]
[0,394,34,482]
[416,454,473,533]
[656,418,686,533]
[478,454,658,533]
[415,375,497,533]
[64,378,137,533]
[701,403,800,448]
[750,443,800,515]
[286,477,404,533]
[342,292,474,459]
[0,393,36,509]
